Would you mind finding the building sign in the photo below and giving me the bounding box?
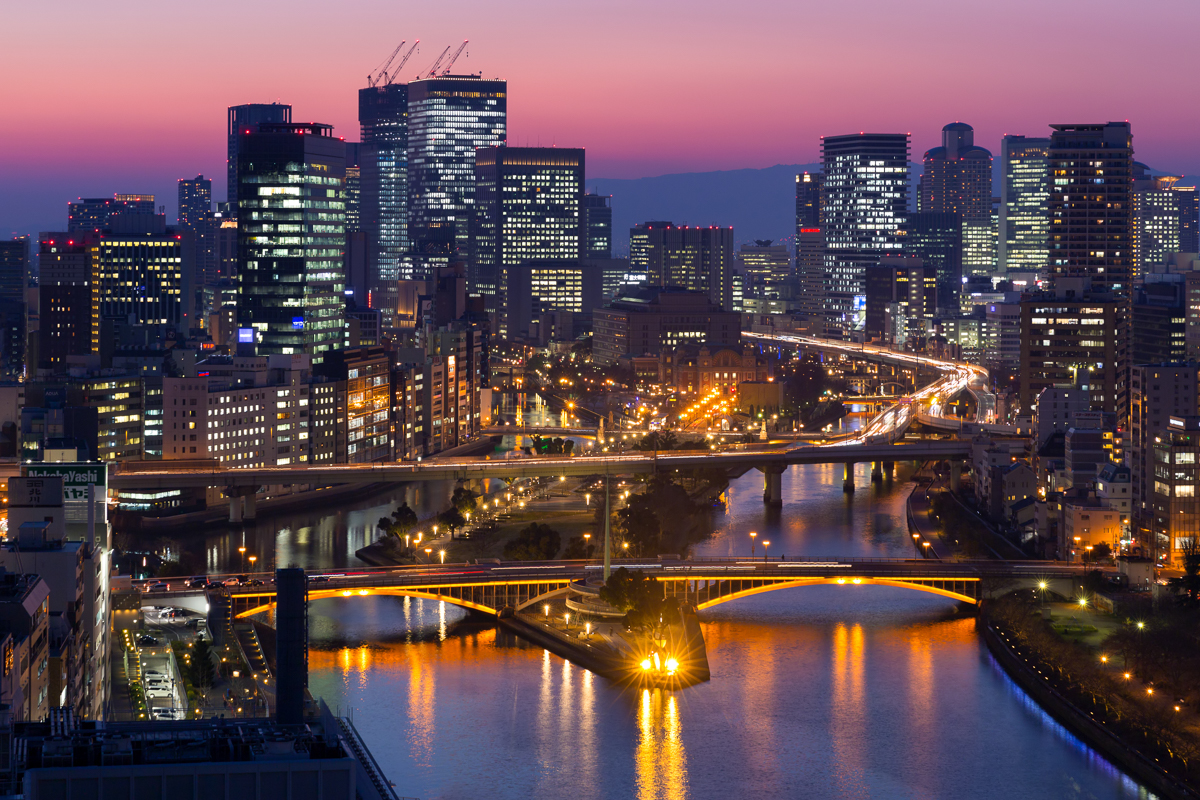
[8,477,63,507]
[238,327,256,343]
[22,462,106,501]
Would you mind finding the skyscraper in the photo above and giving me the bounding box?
[37,234,99,371]
[1176,183,1200,253]
[0,238,28,299]
[177,175,217,287]
[1133,165,1189,279]
[407,75,506,272]
[1047,123,1134,295]
[472,146,584,334]
[738,241,790,296]
[236,122,346,356]
[900,212,962,312]
[999,135,1050,273]
[226,103,292,213]
[919,123,992,219]
[794,171,825,320]
[821,134,909,334]
[359,84,408,312]
[583,193,613,259]
[94,216,186,327]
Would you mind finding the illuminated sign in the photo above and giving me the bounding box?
[238,328,255,343]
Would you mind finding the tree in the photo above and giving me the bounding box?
[503,523,561,560]
[190,637,215,689]
[562,439,575,457]
[1169,536,1200,606]
[437,506,466,535]
[451,487,478,516]
[598,568,680,638]
[378,503,418,540]
[563,535,595,559]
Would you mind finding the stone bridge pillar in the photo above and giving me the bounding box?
[761,465,784,507]
[949,460,963,493]
[227,487,260,523]
[229,495,243,524]
[871,461,884,483]
[883,461,895,479]
[843,463,856,493]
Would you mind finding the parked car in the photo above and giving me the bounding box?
[137,635,158,646]
[146,582,169,592]
[144,687,172,700]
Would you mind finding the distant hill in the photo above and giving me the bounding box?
[590,164,821,256]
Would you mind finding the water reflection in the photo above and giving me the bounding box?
[636,689,689,800]
[831,623,867,797]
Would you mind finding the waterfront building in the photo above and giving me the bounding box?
[998,135,1051,274]
[1018,279,1122,416]
[658,344,772,395]
[592,287,740,366]
[1129,363,1199,539]
[226,103,291,212]
[794,171,825,319]
[359,83,408,312]
[471,146,584,332]
[311,346,394,464]
[407,75,507,270]
[627,222,735,312]
[1151,415,1200,566]
[236,121,346,357]
[821,133,909,334]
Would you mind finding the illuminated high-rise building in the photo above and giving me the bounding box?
[1047,122,1134,295]
[94,220,186,328]
[1133,165,1188,280]
[900,212,962,312]
[999,135,1050,273]
[236,122,346,356]
[1176,184,1200,253]
[68,194,156,234]
[629,222,735,312]
[407,75,506,273]
[359,84,408,311]
[738,241,790,296]
[177,175,217,287]
[226,103,292,213]
[821,133,909,334]
[583,193,612,259]
[37,234,99,371]
[794,171,825,320]
[472,146,584,334]
[918,123,992,219]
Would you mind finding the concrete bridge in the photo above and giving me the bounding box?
[147,558,1088,623]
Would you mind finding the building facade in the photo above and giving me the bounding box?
[628,223,735,312]
[226,103,292,213]
[359,83,408,312]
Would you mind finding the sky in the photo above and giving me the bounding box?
[2,0,1198,238]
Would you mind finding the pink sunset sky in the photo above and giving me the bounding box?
[1,0,1197,235]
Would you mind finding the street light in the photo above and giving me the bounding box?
[238,546,246,573]
[439,549,446,564]
[762,540,770,562]
[248,555,257,572]
[424,547,432,562]
[750,531,757,556]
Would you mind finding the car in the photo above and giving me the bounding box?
[246,579,264,586]
[146,582,169,592]
[205,581,224,590]
[187,577,207,589]
[235,575,250,584]
[137,635,158,646]
[144,688,172,700]
[151,708,180,721]
[145,680,169,691]
[223,577,242,587]
[143,669,165,678]
[308,575,330,584]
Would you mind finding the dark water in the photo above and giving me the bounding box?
[305,463,1156,800]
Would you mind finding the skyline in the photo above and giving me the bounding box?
[3,0,1199,237]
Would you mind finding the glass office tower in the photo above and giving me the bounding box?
[359,84,408,312]
[227,103,292,214]
[236,122,346,356]
[821,133,909,334]
[407,75,506,277]
[583,193,613,259]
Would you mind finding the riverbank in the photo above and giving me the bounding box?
[981,618,1199,799]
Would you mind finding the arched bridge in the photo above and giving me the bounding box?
[150,558,1089,621]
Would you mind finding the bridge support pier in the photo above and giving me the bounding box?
[761,466,784,507]
[243,491,257,521]
[883,461,894,480]
[227,487,259,523]
[229,495,243,524]
[871,461,883,483]
[949,460,963,493]
[843,462,855,493]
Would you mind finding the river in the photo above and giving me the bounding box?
[291,462,1155,800]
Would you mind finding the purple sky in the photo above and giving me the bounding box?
[2,0,1198,237]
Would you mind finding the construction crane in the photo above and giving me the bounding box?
[423,45,452,79]
[368,40,420,87]
[439,40,468,75]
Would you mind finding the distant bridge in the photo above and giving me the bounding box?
[150,558,1087,622]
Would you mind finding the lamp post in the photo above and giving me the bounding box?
[583,533,591,558]
[424,547,432,563]
[762,540,770,563]
[248,555,257,573]
[750,531,757,556]
[439,549,446,565]
[238,546,246,573]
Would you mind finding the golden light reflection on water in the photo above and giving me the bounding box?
[636,689,689,800]
[831,622,868,798]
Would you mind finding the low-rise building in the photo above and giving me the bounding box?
[592,287,740,366]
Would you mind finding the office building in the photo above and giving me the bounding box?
[36,235,99,372]
[225,103,292,212]
[94,215,187,329]
[629,222,735,311]
[312,346,394,464]
[0,570,51,722]
[407,75,507,266]
[583,193,613,259]
[738,241,790,296]
[1132,274,1187,364]
[0,300,25,383]
[1151,415,1200,566]
[1047,123,1134,295]
[592,287,740,365]
[1133,168,1188,280]
[236,122,346,357]
[863,256,935,344]
[177,175,217,289]
[794,171,825,319]
[1177,183,1200,253]
[900,212,962,312]
[359,83,408,312]
[471,146,584,332]
[1019,279,1122,415]
[67,195,155,234]
[821,133,909,333]
[507,260,604,341]
[999,135,1050,274]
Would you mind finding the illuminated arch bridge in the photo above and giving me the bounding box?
[193,559,1083,620]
